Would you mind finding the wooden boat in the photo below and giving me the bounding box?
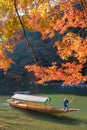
[7,94,80,114]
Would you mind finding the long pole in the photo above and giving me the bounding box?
[69,96,75,104]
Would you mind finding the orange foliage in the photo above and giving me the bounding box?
[61,62,87,84]
[25,62,87,84]
[55,33,87,63]
[0,0,87,84]
[0,45,14,73]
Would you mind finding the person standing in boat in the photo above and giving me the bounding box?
[63,97,69,110]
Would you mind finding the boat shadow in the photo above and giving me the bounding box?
[17,108,85,125]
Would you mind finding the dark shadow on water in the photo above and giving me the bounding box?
[14,107,87,125]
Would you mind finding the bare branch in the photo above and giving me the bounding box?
[13,0,38,63]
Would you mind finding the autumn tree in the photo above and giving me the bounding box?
[0,0,87,84]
